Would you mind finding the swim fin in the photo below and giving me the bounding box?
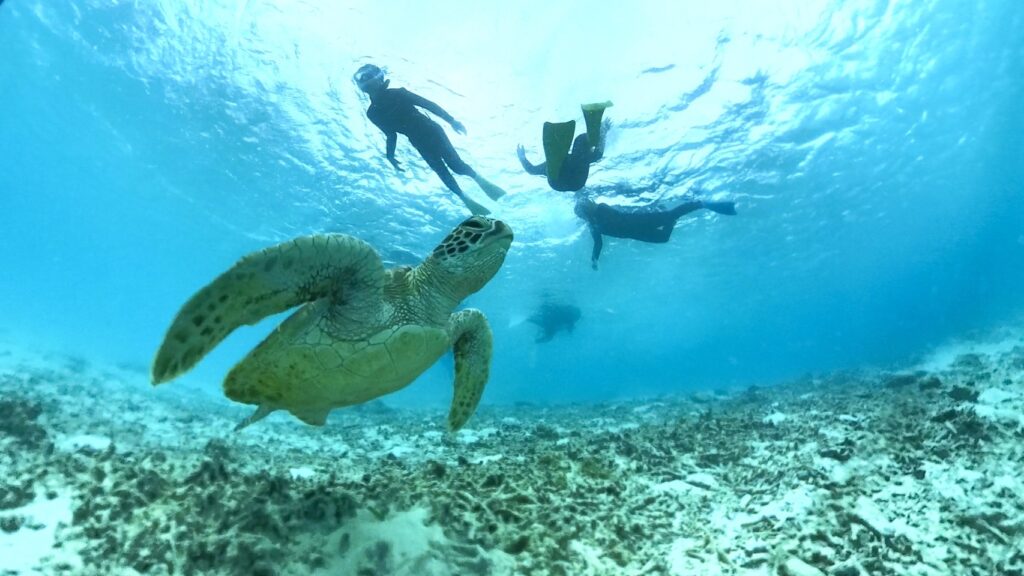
[462,195,491,216]
[472,174,507,200]
[542,120,576,182]
[581,101,613,150]
[702,201,737,216]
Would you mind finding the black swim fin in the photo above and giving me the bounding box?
[542,120,576,182]
[703,201,737,216]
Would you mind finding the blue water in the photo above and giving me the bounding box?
[1,0,1022,408]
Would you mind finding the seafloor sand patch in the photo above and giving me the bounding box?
[0,333,1023,575]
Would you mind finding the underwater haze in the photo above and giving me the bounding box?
[2,0,1023,408]
[5,1,1024,575]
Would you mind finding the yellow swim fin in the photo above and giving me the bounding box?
[581,101,613,150]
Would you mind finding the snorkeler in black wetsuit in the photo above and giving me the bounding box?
[516,102,612,192]
[354,64,506,215]
[517,130,606,192]
[519,101,736,269]
[574,195,737,270]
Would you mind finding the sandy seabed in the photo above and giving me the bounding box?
[1,330,1023,576]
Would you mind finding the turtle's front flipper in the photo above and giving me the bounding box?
[446,309,493,432]
[152,234,385,384]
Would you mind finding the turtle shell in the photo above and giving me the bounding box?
[224,300,450,425]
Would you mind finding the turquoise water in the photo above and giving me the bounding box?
[1,0,1022,407]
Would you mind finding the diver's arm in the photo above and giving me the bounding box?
[517,145,547,176]
[406,91,464,132]
[385,132,403,171]
[588,224,603,269]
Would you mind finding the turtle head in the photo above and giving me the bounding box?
[426,216,513,301]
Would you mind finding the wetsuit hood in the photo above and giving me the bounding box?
[575,197,597,220]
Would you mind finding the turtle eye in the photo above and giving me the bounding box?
[462,219,484,230]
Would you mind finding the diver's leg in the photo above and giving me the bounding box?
[553,152,590,192]
[438,135,475,177]
[422,148,463,194]
[621,212,674,243]
[634,222,674,243]
[421,148,490,215]
[549,134,594,192]
[667,198,737,221]
[669,200,704,220]
[626,201,701,242]
[632,199,734,243]
[643,203,703,242]
[439,137,506,200]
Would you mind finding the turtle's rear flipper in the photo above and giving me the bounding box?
[292,406,330,427]
[236,403,327,431]
[152,234,385,384]
[234,404,274,432]
[446,309,493,432]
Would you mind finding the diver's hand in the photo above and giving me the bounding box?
[516,144,530,169]
[450,120,466,135]
[591,259,599,271]
[389,157,404,172]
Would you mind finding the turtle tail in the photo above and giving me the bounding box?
[234,405,274,431]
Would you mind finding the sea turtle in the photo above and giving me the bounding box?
[151,216,513,431]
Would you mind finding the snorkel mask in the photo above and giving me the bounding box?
[353,64,388,93]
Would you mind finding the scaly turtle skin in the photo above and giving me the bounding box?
[151,216,513,431]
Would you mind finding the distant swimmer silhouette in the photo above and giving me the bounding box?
[354,64,506,215]
[575,193,737,270]
[517,101,612,192]
[527,302,582,343]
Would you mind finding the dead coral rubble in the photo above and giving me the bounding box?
[0,340,1022,574]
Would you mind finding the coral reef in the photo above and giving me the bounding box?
[0,338,1022,574]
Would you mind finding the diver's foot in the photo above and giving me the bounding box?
[473,175,507,201]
